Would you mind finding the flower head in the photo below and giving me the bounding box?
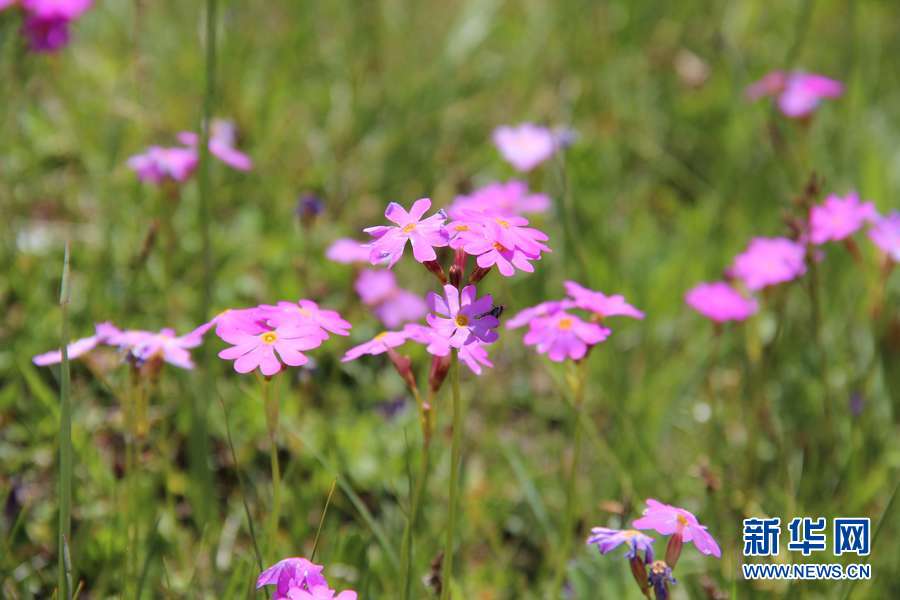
[632,499,721,558]
[809,192,876,245]
[326,238,372,264]
[129,327,205,369]
[22,14,71,51]
[564,281,644,320]
[868,212,900,262]
[588,527,655,560]
[492,123,562,172]
[341,329,410,362]
[216,312,324,376]
[177,119,253,171]
[257,558,328,598]
[448,180,551,218]
[426,284,499,348]
[450,212,550,277]
[127,146,198,184]
[746,71,843,118]
[364,198,449,267]
[523,311,610,362]
[729,237,807,291]
[22,0,92,18]
[284,585,357,600]
[259,300,351,338]
[685,282,758,323]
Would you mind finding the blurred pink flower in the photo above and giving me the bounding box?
[729,237,807,291]
[354,270,428,328]
[355,269,399,306]
[685,282,758,323]
[868,212,900,262]
[326,238,371,264]
[129,327,204,369]
[0,0,17,10]
[564,280,644,320]
[364,198,448,267]
[505,300,573,330]
[523,311,610,362]
[128,146,198,184]
[217,319,323,376]
[587,528,655,560]
[32,322,114,365]
[256,558,328,598]
[19,0,92,53]
[426,284,499,348]
[809,192,876,245]
[284,585,357,600]
[341,329,410,361]
[177,118,253,171]
[746,71,843,118]
[449,180,551,218]
[22,0,91,18]
[493,123,561,172]
[259,300,351,338]
[632,499,721,558]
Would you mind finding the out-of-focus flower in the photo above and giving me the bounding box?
[809,192,876,245]
[217,317,324,376]
[685,282,758,323]
[256,558,328,598]
[32,322,115,365]
[129,327,204,369]
[326,238,372,264]
[648,560,676,600]
[505,300,572,330]
[564,281,644,320]
[296,194,324,226]
[364,198,449,267]
[22,0,91,18]
[354,270,429,328]
[448,180,551,218]
[450,213,551,277]
[632,499,721,558]
[867,212,900,262]
[1,0,18,10]
[22,14,70,51]
[426,284,499,348]
[259,300,351,338]
[355,269,399,306]
[523,310,610,362]
[729,237,807,291]
[177,119,253,171]
[127,146,198,184]
[493,123,562,172]
[341,329,410,362]
[587,528,655,560]
[746,71,843,118]
[284,585,357,600]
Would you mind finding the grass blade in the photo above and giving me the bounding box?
[58,243,73,600]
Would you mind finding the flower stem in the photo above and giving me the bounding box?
[440,352,463,600]
[57,244,73,600]
[262,376,281,556]
[401,388,433,600]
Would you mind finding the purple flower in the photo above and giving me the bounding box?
[32,322,114,365]
[22,14,71,52]
[341,329,411,362]
[632,499,721,558]
[648,560,676,600]
[564,281,644,320]
[868,212,900,262]
[326,238,372,264]
[217,319,324,376]
[746,71,843,118]
[458,340,493,375]
[450,213,551,277]
[364,198,449,267]
[522,311,610,362]
[587,527,655,560]
[505,300,573,330]
[448,180,551,218]
[426,284,499,348]
[809,192,876,245]
[375,291,428,329]
[355,269,399,306]
[729,237,807,291]
[177,119,253,171]
[256,558,328,598]
[127,146,198,184]
[685,282,758,323]
[259,300,352,338]
[493,123,562,172]
[22,0,92,18]
[284,585,357,600]
[128,327,205,369]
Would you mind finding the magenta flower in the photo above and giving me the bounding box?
[632,499,721,558]
[364,198,449,267]
[257,558,328,598]
[523,311,610,362]
[341,329,411,362]
[326,238,372,264]
[587,528,655,560]
[355,269,399,305]
[746,71,843,118]
[260,300,351,338]
[808,192,877,245]
[22,0,92,18]
[284,585,357,600]
[177,119,253,172]
[32,322,115,366]
[729,237,807,291]
[449,180,551,218]
[128,327,204,369]
[493,123,561,172]
[217,318,324,376]
[868,212,900,262]
[353,270,428,327]
[505,300,572,330]
[404,322,452,357]
[426,284,499,348]
[685,281,758,323]
[564,281,644,320]
[127,146,198,184]
[458,340,493,375]
[22,14,71,51]
[451,213,551,277]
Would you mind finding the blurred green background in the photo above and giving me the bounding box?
[2,0,899,598]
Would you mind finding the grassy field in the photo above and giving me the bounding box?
[2,0,899,598]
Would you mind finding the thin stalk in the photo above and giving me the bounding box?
[440,352,463,600]
[311,479,337,561]
[262,377,281,556]
[401,387,434,600]
[57,243,73,600]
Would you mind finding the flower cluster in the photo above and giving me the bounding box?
[746,71,843,118]
[589,499,720,599]
[128,119,252,185]
[507,281,643,362]
[1,0,93,53]
[257,557,356,600]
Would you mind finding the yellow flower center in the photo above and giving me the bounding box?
[454,224,469,232]
[455,314,470,327]
[374,332,388,340]
[493,242,508,252]
[558,317,573,330]
[402,223,417,233]
[676,514,688,526]
[261,332,278,344]
[495,218,510,228]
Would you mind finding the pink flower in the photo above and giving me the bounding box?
[426,284,499,348]
[284,585,357,600]
[22,0,91,18]
[32,322,115,365]
[127,146,198,184]
[404,323,452,357]
[587,528,656,560]
[458,340,493,375]
[746,71,843,118]
[341,329,410,362]
[449,180,551,218]
[564,281,644,320]
[523,311,610,362]
[259,300,351,338]
[729,237,807,291]
[632,499,721,558]
[177,118,253,171]
[868,212,900,262]
[217,318,324,376]
[129,327,205,369]
[493,123,561,172]
[505,300,573,330]
[22,14,71,51]
[326,238,371,264]
[355,269,399,306]
[354,270,428,328]
[256,558,328,598]
[685,282,758,323]
[809,192,877,245]
[364,198,449,267]
[451,213,551,277]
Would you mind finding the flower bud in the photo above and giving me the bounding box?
[387,348,417,393]
[428,353,452,394]
[423,260,447,284]
[628,555,650,596]
[468,265,492,284]
[665,532,683,570]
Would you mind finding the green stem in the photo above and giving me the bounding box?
[440,352,463,600]
[262,377,281,556]
[58,244,73,600]
[401,388,433,600]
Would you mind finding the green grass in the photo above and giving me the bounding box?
[2,0,899,598]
